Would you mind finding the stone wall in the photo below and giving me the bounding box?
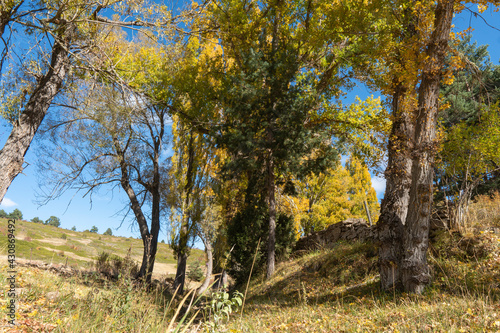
[294,218,378,252]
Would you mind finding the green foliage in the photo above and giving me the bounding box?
[202,290,243,333]
[440,36,500,128]
[90,226,98,233]
[103,228,113,236]
[71,226,77,231]
[31,217,43,224]
[95,251,139,279]
[187,260,204,282]
[216,47,337,183]
[437,38,500,199]
[227,202,296,285]
[8,208,23,220]
[438,104,500,200]
[61,233,67,240]
[0,209,8,218]
[45,216,60,227]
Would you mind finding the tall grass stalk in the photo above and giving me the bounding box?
[241,238,261,320]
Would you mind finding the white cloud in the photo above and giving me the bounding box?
[0,197,18,208]
[371,176,386,200]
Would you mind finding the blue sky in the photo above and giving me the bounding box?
[1,5,500,240]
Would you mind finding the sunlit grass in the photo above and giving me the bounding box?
[1,219,499,332]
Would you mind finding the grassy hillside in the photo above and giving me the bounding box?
[0,217,499,331]
[0,218,204,276]
[225,232,500,332]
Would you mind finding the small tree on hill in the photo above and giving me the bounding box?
[8,209,23,220]
[45,216,60,227]
[90,226,98,233]
[31,217,43,224]
[71,226,76,231]
[0,210,8,218]
[103,228,112,236]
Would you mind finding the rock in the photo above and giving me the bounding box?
[46,291,60,301]
[294,218,377,252]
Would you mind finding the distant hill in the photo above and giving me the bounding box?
[0,218,204,278]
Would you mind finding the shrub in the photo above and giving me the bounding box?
[45,216,61,227]
[187,260,204,282]
[103,228,112,236]
[31,217,43,224]
[8,208,23,220]
[227,202,296,285]
[90,226,98,233]
[95,251,139,279]
[61,233,67,240]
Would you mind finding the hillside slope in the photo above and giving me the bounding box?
[0,218,204,277]
[225,232,500,332]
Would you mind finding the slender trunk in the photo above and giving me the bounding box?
[0,34,69,201]
[378,85,414,291]
[119,168,151,280]
[402,0,454,294]
[174,132,196,294]
[266,155,276,279]
[1,1,23,76]
[197,237,213,296]
[146,138,162,282]
[114,138,152,281]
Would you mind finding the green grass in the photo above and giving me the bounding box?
[0,218,203,269]
[1,218,499,332]
[222,232,500,332]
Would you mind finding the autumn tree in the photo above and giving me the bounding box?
[372,0,498,293]
[203,0,395,279]
[38,78,170,282]
[435,38,500,230]
[282,156,380,236]
[345,156,380,224]
[0,0,181,202]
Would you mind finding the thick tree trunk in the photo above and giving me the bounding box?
[174,248,188,294]
[266,156,276,279]
[197,238,213,296]
[0,35,69,202]
[401,0,454,294]
[378,3,418,291]
[378,85,414,291]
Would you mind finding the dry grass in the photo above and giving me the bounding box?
[1,214,500,332]
[467,191,500,230]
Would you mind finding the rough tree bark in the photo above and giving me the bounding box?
[378,3,417,291]
[378,84,414,291]
[0,31,70,202]
[401,0,454,294]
